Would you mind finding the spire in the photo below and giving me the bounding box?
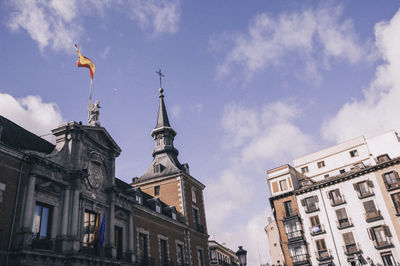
[156,88,171,128]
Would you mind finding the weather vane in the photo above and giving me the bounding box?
[156,68,165,88]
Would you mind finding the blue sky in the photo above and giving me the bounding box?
[2,1,400,264]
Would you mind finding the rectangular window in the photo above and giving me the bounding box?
[350,149,359,157]
[370,226,391,248]
[310,215,323,234]
[324,174,330,178]
[115,226,123,259]
[32,203,51,239]
[377,154,391,163]
[315,239,328,258]
[139,233,148,259]
[192,188,197,203]
[354,181,373,198]
[284,219,301,240]
[177,244,184,265]
[317,161,325,168]
[154,185,160,196]
[136,194,142,204]
[197,249,204,266]
[328,189,344,205]
[383,171,400,189]
[83,210,97,247]
[301,166,309,174]
[381,252,395,266]
[279,180,288,191]
[391,192,400,214]
[284,201,295,217]
[156,204,161,213]
[160,239,168,263]
[336,208,350,228]
[193,208,200,228]
[343,232,357,253]
[339,169,345,174]
[302,196,318,212]
[0,183,6,203]
[364,200,381,221]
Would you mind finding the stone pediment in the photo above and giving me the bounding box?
[82,125,121,156]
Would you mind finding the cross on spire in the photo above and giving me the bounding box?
[156,68,165,89]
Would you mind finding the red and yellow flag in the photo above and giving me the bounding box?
[75,44,95,79]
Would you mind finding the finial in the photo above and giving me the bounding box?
[156,68,165,89]
[159,87,164,96]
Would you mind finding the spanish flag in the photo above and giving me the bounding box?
[75,44,95,79]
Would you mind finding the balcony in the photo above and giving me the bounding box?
[316,249,333,261]
[343,243,361,256]
[287,230,303,242]
[310,224,326,236]
[31,237,54,251]
[373,238,393,249]
[357,190,374,199]
[284,210,298,219]
[292,254,309,265]
[135,257,155,266]
[337,217,353,229]
[365,210,383,222]
[330,196,346,207]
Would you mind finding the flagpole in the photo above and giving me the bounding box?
[89,78,93,101]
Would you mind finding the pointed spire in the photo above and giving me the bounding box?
[156,88,171,128]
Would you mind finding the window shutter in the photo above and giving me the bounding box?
[343,232,355,245]
[353,183,359,191]
[369,228,376,240]
[394,171,400,181]
[334,189,341,198]
[367,180,374,188]
[363,200,376,212]
[326,191,331,199]
[382,174,389,188]
[384,225,392,237]
[336,208,346,219]
[301,199,305,206]
[314,195,319,202]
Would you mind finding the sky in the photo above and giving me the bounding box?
[1,0,400,264]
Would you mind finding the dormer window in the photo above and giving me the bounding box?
[154,185,160,196]
[301,166,309,174]
[154,164,163,174]
[136,194,142,204]
[377,154,391,163]
[350,149,359,157]
[156,204,161,213]
[317,161,325,168]
[172,212,177,220]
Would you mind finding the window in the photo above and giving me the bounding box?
[317,161,325,168]
[324,174,330,178]
[339,169,346,174]
[289,245,307,263]
[383,171,400,189]
[381,252,396,266]
[115,226,123,258]
[154,185,160,196]
[349,149,359,157]
[363,200,381,221]
[315,239,328,258]
[160,239,168,263]
[343,232,357,254]
[391,192,400,214]
[83,210,97,247]
[138,233,148,259]
[193,208,200,229]
[279,180,288,191]
[327,189,344,205]
[0,183,6,203]
[32,203,51,240]
[301,196,318,213]
[192,187,197,203]
[172,212,177,220]
[370,225,391,248]
[156,204,161,213]
[284,219,301,240]
[197,249,204,266]
[377,154,391,163]
[353,181,374,198]
[136,194,142,204]
[336,208,351,228]
[284,201,295,217]
[177,244,184,265]
[310,215,323,234]
[154,164,163,173]
[301,166,309,174]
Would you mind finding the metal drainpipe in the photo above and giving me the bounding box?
[5,157,25,266]
[319,189,341,266]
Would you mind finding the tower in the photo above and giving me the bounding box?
[131,82,209,266]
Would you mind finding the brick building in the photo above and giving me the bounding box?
[208,240,239,266]
[0,85,209,265]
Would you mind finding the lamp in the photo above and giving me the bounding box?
[236,246,247,266]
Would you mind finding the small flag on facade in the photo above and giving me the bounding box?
[98,212,106,248]
[75,44,95,79]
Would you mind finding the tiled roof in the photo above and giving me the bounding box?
[0,115,55,153]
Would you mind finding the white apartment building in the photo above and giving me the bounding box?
[267,131,400,266]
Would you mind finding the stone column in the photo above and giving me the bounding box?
[127,211,134,262]
[70,189,80,251]
[106,198,116,257]
[19,175,36,247]
[60,187,70,236]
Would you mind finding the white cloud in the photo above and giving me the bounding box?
[0,93,64,142]
[170,104,181,117]
[128,0,180,34]
[322,9,400,143]
[215,5,364,81]
[205,102,315,265]
[7,0,180,53]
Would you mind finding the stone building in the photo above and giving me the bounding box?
[267,132,400,266]
[265,217,285,266]
[0,86,209,266]
[208,240,239,266]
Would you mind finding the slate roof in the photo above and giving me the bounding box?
[0,115,55,154]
